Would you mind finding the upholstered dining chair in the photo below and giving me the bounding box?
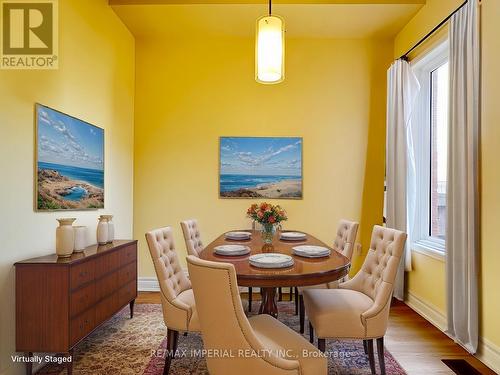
[186,255,328,375]
[181,218,254,312]
[145,226,201,375]
[303,225,407,375]
[297,219,359,333]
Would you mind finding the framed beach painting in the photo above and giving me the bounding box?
[219,137,303,199]
[35,104,104,210]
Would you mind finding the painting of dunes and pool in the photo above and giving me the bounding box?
[36,104,104,210]
[220,137,302,199]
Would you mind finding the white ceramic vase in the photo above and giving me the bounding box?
[56,218,76,257]
[100,215,114,243]
[97,217,109,245]
[73,226,87,252]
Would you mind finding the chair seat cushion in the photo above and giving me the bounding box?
[249,314,327,375]
[303,289,373,339]
[176,289,200,331]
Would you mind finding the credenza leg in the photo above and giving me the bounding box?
[25,352,33,375]
[67,349,73,375]
[130,299,135,318]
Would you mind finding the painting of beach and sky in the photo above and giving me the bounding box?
[219,137,302,199]
[36,104,104,210]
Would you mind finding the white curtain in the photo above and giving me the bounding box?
[386,59,420,301]
[446,0,480,354]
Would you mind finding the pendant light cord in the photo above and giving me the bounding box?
[269,0,272,15]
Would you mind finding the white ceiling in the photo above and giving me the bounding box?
[112,3,423,39]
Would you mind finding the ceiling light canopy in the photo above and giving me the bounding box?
[255,0,285,84]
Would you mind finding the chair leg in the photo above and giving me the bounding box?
[309,322,314,343]
[299,295,305,334]
[318,338,326,353]
[363,339,368,355]
[248,287,252,312]
[366,339,376,375]
[294,287,299,315]
[278,287,283,301]
[377,337,386,375]
[164,329,179,375]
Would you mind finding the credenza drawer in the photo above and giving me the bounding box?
[119,280,136,307]
[119,245,137,266]
[96,271,119,301]
[96,293,120,325]
[119,262,137,285]
[70,260,95,290]
[70,282,95,318]
[96,250,120,278]
[70,308,95,346]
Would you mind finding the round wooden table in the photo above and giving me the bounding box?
[199,230,351,317]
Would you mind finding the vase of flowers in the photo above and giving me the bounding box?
[247,202,288,244]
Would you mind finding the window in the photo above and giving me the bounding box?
[411,41,449,257]
[430,62,449,240]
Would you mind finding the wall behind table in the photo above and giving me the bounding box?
[0,1,135,374]
[134,36,392,277]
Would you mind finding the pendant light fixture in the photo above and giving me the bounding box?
[255,0,285,84]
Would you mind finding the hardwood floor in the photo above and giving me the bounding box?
[136,292,495,375]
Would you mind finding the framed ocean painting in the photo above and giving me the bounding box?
[35,104,104,210]
[219,137,303,199]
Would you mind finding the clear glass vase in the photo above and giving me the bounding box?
[261,223,277,244]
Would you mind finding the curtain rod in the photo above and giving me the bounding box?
[400,0,468,60]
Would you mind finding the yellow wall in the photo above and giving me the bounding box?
[395,0,500,369]
[134,36,392,278]
[0,1,135,374]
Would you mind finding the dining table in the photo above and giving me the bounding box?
[199,230,351,318]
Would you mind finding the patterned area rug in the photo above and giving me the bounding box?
[39,302,406,375]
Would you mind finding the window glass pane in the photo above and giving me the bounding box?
[430,62,449,239]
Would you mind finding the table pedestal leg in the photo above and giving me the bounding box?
[259,287,278,318]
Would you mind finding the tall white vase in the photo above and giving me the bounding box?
[100,215,114,243]
[73,226,87,252]
[97,217,108,245]
[56,218,76,257]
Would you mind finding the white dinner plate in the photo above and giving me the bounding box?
[280,231,307,241]
[214,245,251,256]
[249,253,294,269]
[225,231,252,240]
[292,245,331,258]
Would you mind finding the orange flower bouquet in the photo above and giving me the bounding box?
[247,203,287,243]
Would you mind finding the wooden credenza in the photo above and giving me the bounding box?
[15,240,138,375]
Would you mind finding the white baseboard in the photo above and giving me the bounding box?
[405,291,447,331]
[476,337,500,374]
[405,291,500,374]
[138,269,189,292]
[138,277,160,292]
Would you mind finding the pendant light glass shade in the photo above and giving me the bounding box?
[255,15,285,84]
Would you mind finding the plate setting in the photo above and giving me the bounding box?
[249,253,294,269]
[224,231,252,241]
[292,245,331,258]
[214,244,251,256]
[279,231,307,241]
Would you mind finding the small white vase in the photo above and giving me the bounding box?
[100,215,114,243]
[97,217,109,245]
[56,218,76,257]
[73,226,87,252]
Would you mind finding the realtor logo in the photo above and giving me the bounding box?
[1,0,58,69]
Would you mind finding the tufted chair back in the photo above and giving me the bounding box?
[333,219,359,260]
[145,227,192,308]
[340,225,406,336]
[181,219,204,257]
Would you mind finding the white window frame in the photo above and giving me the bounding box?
[410,40,449,260]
